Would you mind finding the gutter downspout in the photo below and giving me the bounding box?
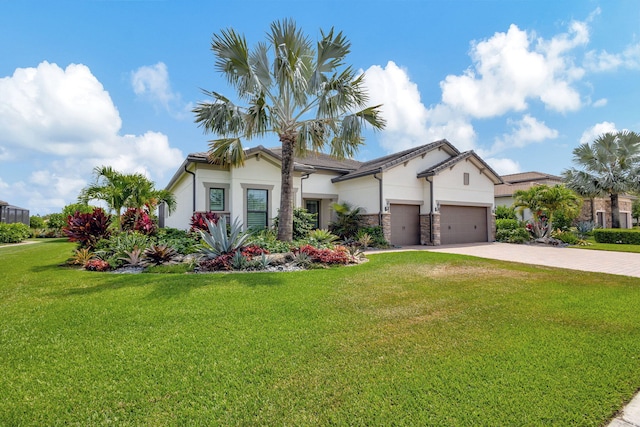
[373,172,383,226]
[184,164,196,212]
[300,173,311,209]
[426,176,434,244]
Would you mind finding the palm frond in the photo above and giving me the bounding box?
[207,138,246,167]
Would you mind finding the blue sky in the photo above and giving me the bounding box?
[1,0,639,215]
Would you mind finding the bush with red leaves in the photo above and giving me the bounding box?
[190,212,221,233]
[241,245,269,258]
[121,208,157,235]
[84,259,110,271]
[63,208,112,250]
[198,252,235,271]
[296,244,351,265]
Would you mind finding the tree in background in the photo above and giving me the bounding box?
[563,131,640,228]
[513,184,581,241]
[193,19,385,241]
[632,199,640,227]
[79,166,175,231]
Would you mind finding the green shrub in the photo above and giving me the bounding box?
[273,208,317,240]
[495,228,530,244]
[155,227,198,254]
[46,213,67,230]
[329,202,363,240]
[552,211,574,231]
[495,205,518,220]
[30,216,46,229]
[0,223,32,243]
[553,230,579,245]
[593,229,640,244]
[357,226,388,248]
[247,229,291,253]
[496,219,520,231]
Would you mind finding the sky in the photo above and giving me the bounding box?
[1,0,639,215]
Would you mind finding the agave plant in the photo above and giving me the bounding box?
[199,216,251,259]
[142,244,179,266]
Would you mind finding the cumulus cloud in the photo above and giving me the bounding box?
[440,21,587,117]
[0,61,184,214]
[579,121,617,144]
[592,98,607,108]
[485,157,521,175]
[488,114,558,155]
[585,42,640,72]
[131,62,192,118]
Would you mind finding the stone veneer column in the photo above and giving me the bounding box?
[490,212,496,242]
[420,213,440,246]
[360,213,391,244]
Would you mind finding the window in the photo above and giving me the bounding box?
[209,188,225,211]
[305,200,320,229]
[247,189,268,229]
[463,172,470,186]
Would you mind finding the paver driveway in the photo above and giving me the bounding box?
[417,242,640,278]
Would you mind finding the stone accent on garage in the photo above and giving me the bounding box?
[360,213,392,244]
[420,213,440,246]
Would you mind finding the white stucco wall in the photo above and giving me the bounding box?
[335,175,380,214]
[164,169,196,230]
[433,160,495,208]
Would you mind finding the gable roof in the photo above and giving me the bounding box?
[331,139,460,183]
[500,171,563,184]
[417,151,503,184]
[268,148,362,173]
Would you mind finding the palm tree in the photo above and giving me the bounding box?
[513,184,581,241]
[563,131,640,228]
[79,166,176,230]
[193,19,385,241]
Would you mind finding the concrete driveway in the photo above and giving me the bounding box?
[414,242,640,279]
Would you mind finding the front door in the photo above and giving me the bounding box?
[305,200,320,229]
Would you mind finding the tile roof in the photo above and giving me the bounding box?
[495,171,564,197]
[417,151,503,184]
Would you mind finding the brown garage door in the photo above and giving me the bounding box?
[390,204,420,246]
[440,205,488,245]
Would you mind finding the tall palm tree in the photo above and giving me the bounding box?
[193,19,385,241]
[79,166,176,230]
[563,131,640,228]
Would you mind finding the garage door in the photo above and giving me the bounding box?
[440,205,488,245]
[390,204,420,246]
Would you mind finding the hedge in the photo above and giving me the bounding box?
[0,223,32,243]
[592,228,640,244]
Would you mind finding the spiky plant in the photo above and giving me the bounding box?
[199,216,251,259]
[69,248,95,266]
[142,244,179,266]
[120,248,144,267]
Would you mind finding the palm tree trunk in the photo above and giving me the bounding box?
[277,134,296,241]
[611,193,620,228]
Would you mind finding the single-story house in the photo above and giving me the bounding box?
[494,171,634,228]
[0,200,29,225]
[162,139,503,246]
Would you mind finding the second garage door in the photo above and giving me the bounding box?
[440,205,488,245]
[390,204,420,246]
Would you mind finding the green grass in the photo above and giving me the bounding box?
[573,238,640,253]
[2,239,640,425]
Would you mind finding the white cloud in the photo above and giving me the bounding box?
[585,42,640,72]
[0,61,184,214]
[131,62,191,118]
[440,21,587,117]
[579,121,617,144]
[592,98,607,108]
[488,114,558,155]
[485,157,521,175]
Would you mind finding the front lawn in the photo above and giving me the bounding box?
[2,240,640,426]
[574,239,640,253]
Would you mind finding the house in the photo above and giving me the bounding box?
[162,139,503,246]
[494,171,634,228]
[0,200,29,225]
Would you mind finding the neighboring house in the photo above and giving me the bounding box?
[162,139,503,246]
[494,171,633,228]
[0,200,30,225]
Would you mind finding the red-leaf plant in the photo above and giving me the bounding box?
[63,208,112,250]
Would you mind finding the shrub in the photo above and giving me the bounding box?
[307,229,339,248]
[496,219,520,231]
[63,208,112,250]
[247,229,292,253]
[190,212,220,233]
[84,259,110,272]
[62,203,94,218]
[593,229,640,244]
[93,231,151,268]
[121,208,157,235]
[46,213,68,230]
[329,202,363,240]
[273,208,317,240]
[576,221,595,238]
[552,211,574,231]
[296,244,352,265]
[69,248,95,266]
[155,227,199,255]
[495,228,530,244]
[495,205,518,220]
[0,223,32,243]
[357,226,388,248]
[30,216,45,229]
[553,230,579,245]
[119,248,144,267]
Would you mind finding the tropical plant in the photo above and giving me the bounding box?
[142,244,179,266]
[79,166,175,231]
[357,232,372,248]
[273,208,317,240]
[357,226,388,248]
[190,212,221,233]
[495,205,518,220]
[193,19,385,242]
[62,208,112,249]
[199,216,251,259]
[513,185,581,242]
[84,259,110,272]
[329,202,363,240]
[308,229,339,248]
[68,248,95,266]
[155,227,199,255]
[62,203,94,218]
[121,208,157,235]
[246,229,291,253]
[563,130,640,228]
[119,248,144,267]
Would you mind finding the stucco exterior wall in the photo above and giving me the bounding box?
[164,170,196,230]
[433,160,495,209]
[334,175,380,214]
